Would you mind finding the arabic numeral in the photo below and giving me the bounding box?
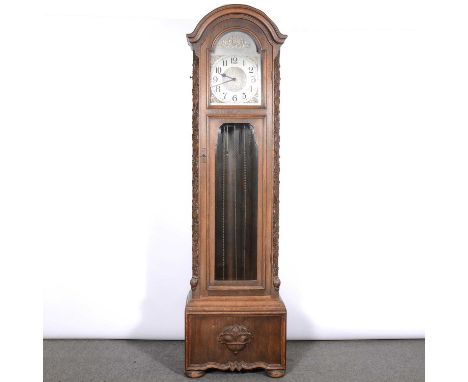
[248,66,254,73]
[232,95,237,101]
[231,56,238,64]
[215,67,221,74]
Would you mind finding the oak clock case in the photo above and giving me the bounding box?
[185,5,287,379]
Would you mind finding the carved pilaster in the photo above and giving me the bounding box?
[272,53,281,291]
[191,52,200,290]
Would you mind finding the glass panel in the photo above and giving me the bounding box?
[210,31,261,106]
[215,123,258,281]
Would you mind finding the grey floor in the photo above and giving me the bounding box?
[43,339,424,382]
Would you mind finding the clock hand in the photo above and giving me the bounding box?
[211,78,236,87]
[221,73,236,81]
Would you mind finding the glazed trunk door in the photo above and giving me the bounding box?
[208,118,265,293]
[214,124,258,281]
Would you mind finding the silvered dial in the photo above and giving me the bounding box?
[210,55,260,105]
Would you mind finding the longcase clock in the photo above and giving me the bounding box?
[185,5,287,378]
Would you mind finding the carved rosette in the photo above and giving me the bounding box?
[272,53,281,291]
[191,52,200,290]
[218,324,253,354]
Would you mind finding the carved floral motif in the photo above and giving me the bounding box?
[218,324,253,354]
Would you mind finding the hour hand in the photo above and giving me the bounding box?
[221,73,236,81]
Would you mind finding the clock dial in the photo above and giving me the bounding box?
[211,55,260,105]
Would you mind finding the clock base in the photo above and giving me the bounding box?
[185,294,286,377]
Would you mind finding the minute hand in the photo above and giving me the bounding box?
[211,78,236,87]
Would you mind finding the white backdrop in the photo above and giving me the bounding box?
[36,0,428,339]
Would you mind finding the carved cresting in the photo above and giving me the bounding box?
[191,51,200,290]
[272,53,281,291]
[218,324,253,354]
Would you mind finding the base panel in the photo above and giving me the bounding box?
[185,296,286,376]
